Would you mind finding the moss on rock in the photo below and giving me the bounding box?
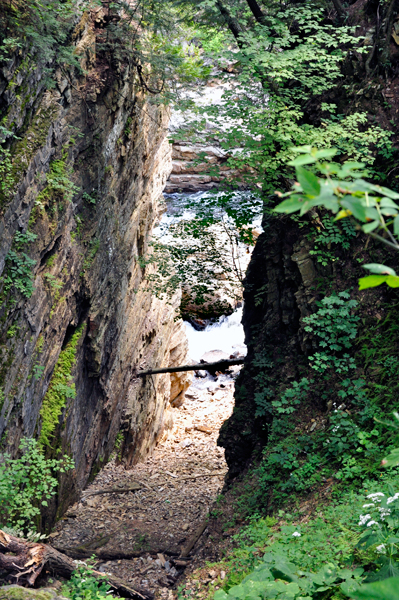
[0,585,68,600]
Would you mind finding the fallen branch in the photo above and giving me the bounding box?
[137,358,244,376]
[0,530,153,599]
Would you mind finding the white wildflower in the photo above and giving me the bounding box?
[387,493,399,504]
[332,425,340,433]
[367,520,378,527]
[376,544,386,554]
[292,532,301,537]
[362,503,375,508]
[367,493,385,499]
[359,514,371,526]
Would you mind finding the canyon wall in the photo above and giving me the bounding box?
[0,10,188,518]
[218,212,397,478]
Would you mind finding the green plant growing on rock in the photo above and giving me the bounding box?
[2,230,38,300]
[39,324,84,447]
[304,291,359,374]
[0,437,74,531]
[37,158,79,206]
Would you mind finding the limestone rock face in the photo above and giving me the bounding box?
[168,319,192,408]
[0,12,186,519]
[164,143,240,194]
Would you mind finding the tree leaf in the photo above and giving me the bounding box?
[362,221,380,233]
[314,148,337,160]
[341,197,367,221]
[348,576,399,599]
[382,449,399,468]
[386,275,399,288]
[296,166,320,196]
[358,275,387,290]
[363,264,396,276]
[288,155,317,166]
[274,197,304,214]
[380,197,399,209]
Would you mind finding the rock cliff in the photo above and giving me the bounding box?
[218,211,397,477]
[0,10,188,520]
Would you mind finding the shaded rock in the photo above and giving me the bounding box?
[0,586,68,600]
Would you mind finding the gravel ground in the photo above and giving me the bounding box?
[51,368,240,598]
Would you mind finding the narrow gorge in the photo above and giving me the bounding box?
[3,1,399,600]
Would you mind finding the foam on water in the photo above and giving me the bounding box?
[185,307,246,362]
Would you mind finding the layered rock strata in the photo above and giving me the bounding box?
[0,11,188,519]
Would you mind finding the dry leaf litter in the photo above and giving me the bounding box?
[51,365,242,598]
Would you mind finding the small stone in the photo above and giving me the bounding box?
[182,523,189,531]
[195,425,213,434]
[196,370,207,378]
[221,571,226,580]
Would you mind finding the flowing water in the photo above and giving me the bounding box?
[185,307,246,362]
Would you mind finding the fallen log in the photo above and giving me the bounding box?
[54,545,179,561]
[137,358,244,376]
[0,530,154,600]
[179,519,208,558]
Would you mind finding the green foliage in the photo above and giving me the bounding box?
[0,437,74,531]
[3,230,38,299]
[349,577,399,599]
[82,192,97,205]
[303,291,359,373]
[32,364,45,381]
[144,191,261,316]
[272,378,312,415]
[308,216,356,267]
[274,147,399,290]
[174,3,392,196]
[62,563,115,600]
[39,324,84,447]
[6,323,19,338]
[37,159,79,205]
[44,273,63,291]
[81,238,100,274]
[0,0,84,78]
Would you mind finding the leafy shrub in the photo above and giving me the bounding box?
[304,291,359,373]
[62,563,116,600]
[0,438,74,531]
[272,378,312,415]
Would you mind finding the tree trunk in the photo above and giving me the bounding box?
[0,530,154,600]
[215,0,243,46]
[245,0,265,24]
[380,0,399,67]
[331,0,347,18]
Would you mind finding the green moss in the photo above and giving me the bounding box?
[46,253,57,268]
[35,334,44,354]
[0,586,59,600]
[39,324,84,447]
[10,105,59,185]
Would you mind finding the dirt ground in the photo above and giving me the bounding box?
[50,368,241,598]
